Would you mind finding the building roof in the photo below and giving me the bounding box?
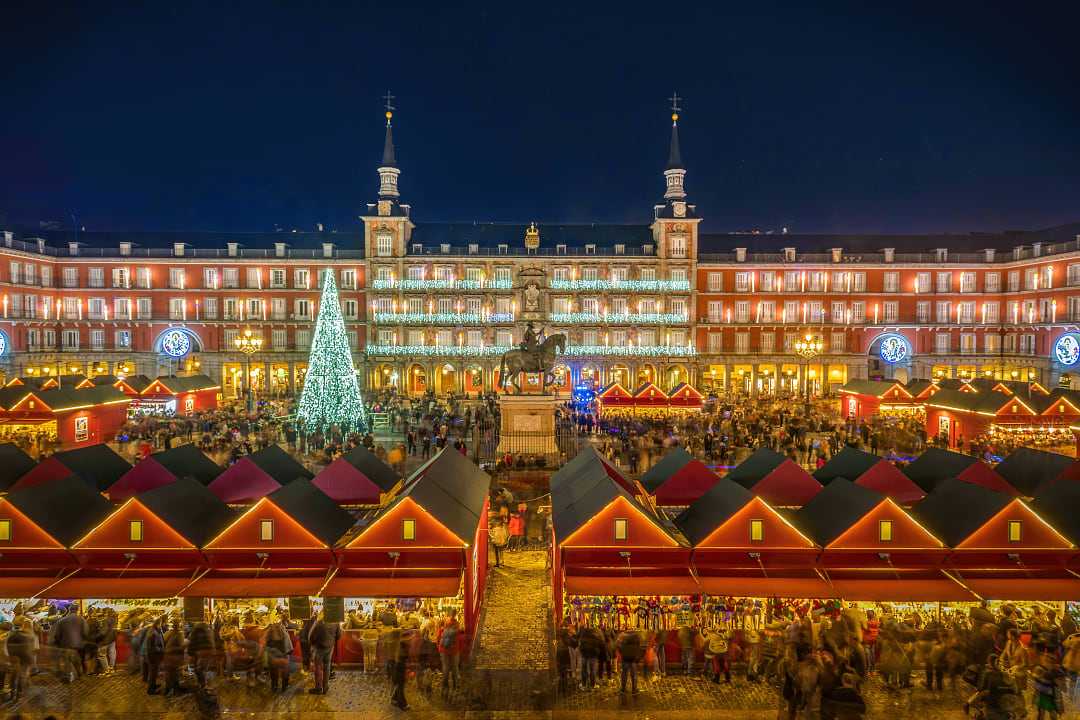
[902,447,979,492]
[9,228,364,253]
[550,444,633,494]
[813,447,882,485]
[924,388,1010,414]
[912,477,1013,547]
[5,474,115,546]
[48,444,132,492]
[144,374,219,394]
[725,447,786,488]
[148,444,222,486]
[245,444,315,485]
[666,121,683,171]
[116,375,153,393]
[652,459,720,507]
[265,478,356,547]
[793,478,883,547]
[340,444,400,492]
[381,122,397,169]
[407,222,655,254]
[28,384,131,412]
[905,379,937,397]
[994,448,1075,497]
[394,449,490,544]
[1031,479,1080,545]
[674,477,755,546]
[0,443,37,491]
[640,447,694,493]
[136,477,236,547]
[853,461,926,504]
[839,379,907,399]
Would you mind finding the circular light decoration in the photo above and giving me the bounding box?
[160,329,193,358]
[1054,334,1080,366]
[878,334,909,364]
[0,330,8,357]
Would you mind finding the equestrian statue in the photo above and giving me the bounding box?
[498,321,566,394]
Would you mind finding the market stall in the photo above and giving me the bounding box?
[916,478,1078,602]
[551,449,695,625]
[107,443,223,501]
[814,447,925,504]
[0,385,131,448]
[313,444,402,506]
[631,382,668,411]
[11,443,132,493]
[558,444,638,495]
[639,447,720,506]
[993,447,1077,497]
[0,442,37,491]
[596,382,633,412]
[839,379,919,422]
[208,444,314,504]
[331,449,491,661]
[666,382,704,410]
[134,375,220,416]
[725,447,823,506]
[903,446,1017,496]
[926,388,1079,455]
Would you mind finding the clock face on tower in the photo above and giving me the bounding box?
[672,201,686,217]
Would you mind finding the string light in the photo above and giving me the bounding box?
[373,312,514,325]
[370,279,513,290]
[296,270,367,434]
[548,313,689,325]
[549,279,690,292]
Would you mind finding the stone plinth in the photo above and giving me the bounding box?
[496,393,560,461]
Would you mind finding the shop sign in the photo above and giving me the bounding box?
[74,416,89,442]
[184,395,195,413]
[323,596,345,623]
[159,328,193,358]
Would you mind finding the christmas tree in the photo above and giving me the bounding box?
[296,269,367,434]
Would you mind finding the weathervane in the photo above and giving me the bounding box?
[668,92,682,124]
[382,90,396,125]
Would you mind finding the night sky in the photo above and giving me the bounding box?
[1,2,1078,235]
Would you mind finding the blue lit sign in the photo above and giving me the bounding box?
[878,334,909,364]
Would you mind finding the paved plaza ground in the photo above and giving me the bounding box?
[4,551,993,719]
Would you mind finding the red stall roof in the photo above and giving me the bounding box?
[0,442,37,491]
[666,382,704,406]
[141,374,220,396]
[959,577,1080,601]
[313,444,400,505]
[209,445,314,504]
[631,382,667,405]
[727,449,822,507]
[597,382,632,404]
[640,448,720,506]
[12,443,132,493]
[323,575,462,598]
[903,447,1016,496]
[854,461,926,505]
[699,576,835,598]
[108,444,222,501]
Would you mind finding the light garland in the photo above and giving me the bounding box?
[373,312,515,325]
[563,345,696,357]
[548,313,689,325]
[365,344,511,357]
[296,270,367,434]
[370,279,514,290]
[549,279,690,292]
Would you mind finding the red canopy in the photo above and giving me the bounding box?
[667,383,704,408]
[653,459,721,506]
[957,462,1019,496]
[208,457,281,504]
[749,460,823,506]
[312,457,383,505]
[107,457,175,501]
[854,460,926,504]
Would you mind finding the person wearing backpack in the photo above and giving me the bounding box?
[437,609,463,697]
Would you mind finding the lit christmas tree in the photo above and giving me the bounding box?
[296,269,367,434]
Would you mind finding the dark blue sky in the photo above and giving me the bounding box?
[1,1,1078,234]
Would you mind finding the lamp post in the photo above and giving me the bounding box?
[794,333,824,414]
[233,328,263,413]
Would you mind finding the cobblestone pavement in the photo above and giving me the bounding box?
[473,549,551,671]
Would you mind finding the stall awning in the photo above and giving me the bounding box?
[827,578,975,602]
[42,576,192,599]
[179,576,327,598]
[323,575,462,598]
[959,577,1080,601]
[699,576,837,599]
[0,576,66,598]
[563,574,700,596]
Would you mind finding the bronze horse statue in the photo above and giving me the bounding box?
[498,333,567,394]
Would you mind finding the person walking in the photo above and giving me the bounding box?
[489,520,509,568]
[145,619,166,695]
[617,629,642,695]
[162,619,186,697]
[186,620,215,690]
[390,637,409,710]
[437,609,464,697]
[265,618,294,692]
[55,605,89,680]
[308,612,336,694]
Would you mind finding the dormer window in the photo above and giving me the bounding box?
[614,244,625,255]
[259,519,274,542]
[643,244,654,255]
[440,243,450,254]
[402,519,416,541]
[614,518,628,541]
[0,519,11,542]
[129,520,144,542]
[468,243,478,255]
[412,243,423,254]
[556,244,567,255]
[498,244,509,255]
[585,244,596,255]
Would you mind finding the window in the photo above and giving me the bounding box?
[129,520,144,542]
[883,272,899,293]
[295,298,311,318]
[270,268,286,288]
[735,332,750,354]
[296,330,311,349]
[137,297,152,319]
[582,267,599,281]
[708,333,722,352]
[707,301,722,322]
[88,267,104,288]
[375,233,393,257]
[8,262,19,284]
[115,330,131,348]
[407,330,424,345]
[935,333,951,354]
[246,267,261,288]
[1024,268,1038,290]
[852,301,865,323]
[271,330,288,350]
[0,519,11,541]
[1008,271,1019,292]
[878,520,893,543]
[496,330,513,347]
[111,267,129,288]
[1008,520,1022,543]
[494,267,512,285]
[339,269,356,290]
[62,267,78,287]
[670,267,688,282]
[760,271,775,292]
[830,333,845,353]
[760,332,775,353]
[960,272,976,293]
[553,267,569,283]
[759,300,775,322]
[915,272,931,293]
[808,301,823,323]
[202,297,218,319]
[959,302,976,324]
[808,271,825,291]
[87,297,106,320]
[136,267,152,288]
[985,272,1001,292]
[40,266,52,287]
[936,272,952,293]
[403,519,416,541]
[936,301,951,323]
[343,299,358,319]
[853,272,866,292]
[960,334,976,354]
[750,519,764,543]
[735,272,751,292]
[259,520,274,542]
[984,334,1001,353]
[669,234,687,257]
[831,301,845,323]
[62,329,79,349]
[639,267,655,282]
[735,301,750,323]
[614,518,628,541]
[169,268,185,289]
[707,272,723,291]
[912,299,929,322]
[784,301,798,323]
[784,271,799,291]
[169,298,185,320]
[294,268,310,289]
[90,329,104,350]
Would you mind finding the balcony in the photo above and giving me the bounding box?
[548,312,689,325]
[549,279,690,292]
[372,312,514,325]
[365,344,510,357]
[562,345,696,357]
[370,278,514,291]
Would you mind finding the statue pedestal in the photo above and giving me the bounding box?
[496,393,561,463]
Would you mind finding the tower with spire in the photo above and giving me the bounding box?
[664,93,686,201]
[652,93,699,264]
[362,92,414,259]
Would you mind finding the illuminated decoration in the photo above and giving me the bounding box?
[548,313,689,325]
[549,279,690,292]
[159,328,194,358]
[373,312,514,325]
[878,334,909,364]
[297,270,367,434]
[370,279,513,290]
[366,344,511,357]
[563,345,696,357]
[0,329,8,357]
[1054,334,1080,366]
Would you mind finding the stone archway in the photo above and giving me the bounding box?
[435,363,458,396]
[406,363,427,396]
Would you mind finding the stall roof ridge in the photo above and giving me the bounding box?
[265,478,357,546]
[674,477,756,546]
[136,477,236,547]
[912,477,1013,547]
[793,478,885,546]
[390,449,491,543]
[639,447,694,493]
[5,474,114,546]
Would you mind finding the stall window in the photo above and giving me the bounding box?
[1008,521,1022,543]
[0,519,11,541]
[129,520,143,542]
[402,519,416,541]
[749,519,764,543]
[614,518,628,541]
[878,520,893,543]
[259,520,274,542]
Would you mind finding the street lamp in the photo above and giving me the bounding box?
[233,328,263,413]
[794,333,824,413]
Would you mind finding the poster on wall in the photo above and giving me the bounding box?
[937,415,951,440]
[184,396,195,413]
[74,416,89,442]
